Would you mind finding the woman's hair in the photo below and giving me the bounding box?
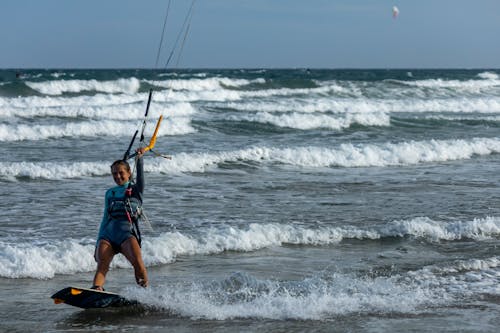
[110,159,131,172]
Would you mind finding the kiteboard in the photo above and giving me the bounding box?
[51,286,138,309]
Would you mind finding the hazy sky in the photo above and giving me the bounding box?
[1,0,499,69]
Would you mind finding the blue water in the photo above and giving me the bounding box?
[1,68,500,332]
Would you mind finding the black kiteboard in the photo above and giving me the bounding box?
[51,286,138,309]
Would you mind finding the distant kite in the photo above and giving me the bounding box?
[392,6,399,19]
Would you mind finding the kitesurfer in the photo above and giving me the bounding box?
[92,147,148,290]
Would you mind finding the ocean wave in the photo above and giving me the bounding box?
[230,111,390,130]
[148,80,328,102]
[0,161,107,180]
[146,77,266,91]
[124,269,446,319]
[0,83,242,105]
[3,95,500,128]
[157,137,500,173]
[2,216,499,279]
[126,254,500,320]
[477,71,499,80]
[4,83,500,122]
[422,114,500,122]
[6,70,500,106]
[0,90,149,111]
[25,77,141,95]
[158,72,208,78]
[0,101,195,120]
[50,72,75,78]
[220,96,500,114]
[0,240,96,279]
[0,117,194,142]
[416,256,500,278]
[0,237,456,318]
[379,216,500,241]
[388,72,500,90]
[3,137,500,178]
[3,232,498,321]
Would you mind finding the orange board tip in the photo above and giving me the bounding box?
[70,288,83,296]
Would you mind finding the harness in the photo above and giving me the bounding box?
[107,183,143,246]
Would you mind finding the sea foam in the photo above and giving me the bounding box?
[154,137,500,173]
[25,77,141,95]
[146,77,265,91]
[0,101,195,120]
[233,111,390,129]
[220,96,500,114]
[124,255,500,320]
[2,216,499,279]
[0,117,194,142]
[124,270,444,319]
[3,137,500,179]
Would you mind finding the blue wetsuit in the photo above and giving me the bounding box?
[97,157,144,252]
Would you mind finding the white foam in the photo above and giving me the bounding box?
[125,256,500,320]
[146,77,265,91]
[152,137,500,173]
[158,72,208,78]
[3,217,500,279]
[50,72,67,78]
[232,111,390,130]
[477,71,499,80]
[0,91,150,110]
[0,239,96,279]
[0,101,195,120]
[125,271,442,319]
[145,82,342,103]
[141,224,378,268]
[406,256,500,298]
[423,114,500,122]
[0,117,194,142]
[380,216,500,241]
[388,72,500,91]
[0,161,108,180]
[141,217,500,269]
[220,96,500,114]
[3,137,500,179]
[1,223,360,279]
[4,79,500,123]
[418,256,500,276]
[25,77,141,95]
[154,86,243,102]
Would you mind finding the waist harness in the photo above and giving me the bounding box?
[107,184,143,246]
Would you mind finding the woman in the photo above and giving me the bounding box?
[92,147,148,290]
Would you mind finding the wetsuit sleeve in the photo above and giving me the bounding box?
[96,190,110,246]
[100,190,109,225]
[135,156,144,194]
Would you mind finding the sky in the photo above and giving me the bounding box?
[1,0,499,69]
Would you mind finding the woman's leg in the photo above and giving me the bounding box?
[121,237,148,287]
[92,239,115,290]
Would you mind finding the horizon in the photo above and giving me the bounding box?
[3,67,500,71]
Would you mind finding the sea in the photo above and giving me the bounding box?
[1,68,500,332]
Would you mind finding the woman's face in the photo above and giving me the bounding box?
[111,164,131,186]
